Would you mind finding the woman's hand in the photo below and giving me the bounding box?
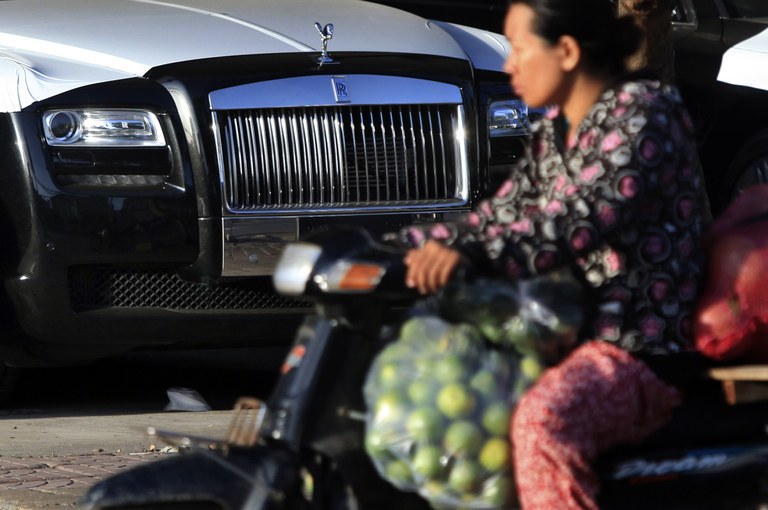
[404,240,462,294]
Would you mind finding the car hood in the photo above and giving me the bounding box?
[0,0,508,111]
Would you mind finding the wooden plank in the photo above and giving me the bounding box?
[708,365,768,381]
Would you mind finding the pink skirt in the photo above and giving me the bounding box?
[511,341,682,510]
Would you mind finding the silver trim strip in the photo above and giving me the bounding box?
[209,75,463,110]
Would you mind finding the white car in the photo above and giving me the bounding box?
[0,0,529,398]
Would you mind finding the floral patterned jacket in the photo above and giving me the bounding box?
[397,78,711,357]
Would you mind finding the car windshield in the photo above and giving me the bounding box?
[723,0,768,18]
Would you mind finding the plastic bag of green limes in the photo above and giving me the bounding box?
[438,269,586,366]
[363,315,533,510]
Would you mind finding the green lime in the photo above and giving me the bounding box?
[407,379,435,406]
[364,428,386,455]
[422,479,450,501]
[386,459,414,487]
[374,390,408,425]
[479,321,504,344]
[378,362,402,389]
[436,383,476,419]
[376,342,407,364]
[481,402,511,437]
[481,474,512,506]
[411,444,444,480]
[503,316,536,354]
[520,356,545,381]
[440,324,482,355]
[405,407,444,442]
[479,437,510,472]
[469,369,496,397]
[400,316,449,346]
[364,429,395,467]
[434,354,467,384]
[412,355,435,376]
[447,458,482,494]
[443,420,484,457]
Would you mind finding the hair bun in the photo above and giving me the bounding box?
[612,15,643,61]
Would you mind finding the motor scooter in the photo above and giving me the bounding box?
[81,226,768,510]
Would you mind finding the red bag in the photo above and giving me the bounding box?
[695,184,768,361]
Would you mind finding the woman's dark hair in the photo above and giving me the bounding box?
[508,0,642,75]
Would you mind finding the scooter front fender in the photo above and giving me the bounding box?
[80,445,305,510]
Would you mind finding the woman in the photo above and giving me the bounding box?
[398,0,711,508]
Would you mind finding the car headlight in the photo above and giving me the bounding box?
[488,99,532,138]
[42,109,166,147]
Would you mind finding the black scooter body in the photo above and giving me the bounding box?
[82,227,768,509]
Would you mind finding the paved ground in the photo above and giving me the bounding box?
[0,347,284,509]
[0,452,165,509]
[0,410,239,508]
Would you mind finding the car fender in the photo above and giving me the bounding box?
[718,27,768,91]
[429,21,509,73]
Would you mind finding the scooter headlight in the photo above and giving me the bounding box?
[273,243,322,296]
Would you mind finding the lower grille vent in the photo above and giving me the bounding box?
[69,267,310,311]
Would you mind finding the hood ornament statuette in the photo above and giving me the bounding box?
[314,22,338,66]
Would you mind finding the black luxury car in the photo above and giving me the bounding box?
[0,0,531,398]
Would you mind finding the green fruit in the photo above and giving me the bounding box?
[440,324,482,355]
[365,436,397,470]
[378,362,402,389]
[520,356,545,381]
[411,445,444,480]
[447,459,482,494]
[364,428,386,455]
[479,320,504,343]
[481,402,511,437]
[400,316,450,345]
[469,370,496,397]
[386,459,414,487]
[407,379,435,406]
[405,407,444,442]
[437,383,476,419]
[479,437,510,472]
[502,316,537,354]
[481,474,512,506]
[374,390,408,425]
[443,420,484,457]
[422,480,450,501]
[377,342,408,364]
[434,354,467,384]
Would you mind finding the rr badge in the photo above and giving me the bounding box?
[332,76,350,103]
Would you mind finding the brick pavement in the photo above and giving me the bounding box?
[0,452,170,509]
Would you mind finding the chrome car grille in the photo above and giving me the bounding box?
[215,104,467,211]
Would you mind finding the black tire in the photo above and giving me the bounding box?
[725,130,768,203]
